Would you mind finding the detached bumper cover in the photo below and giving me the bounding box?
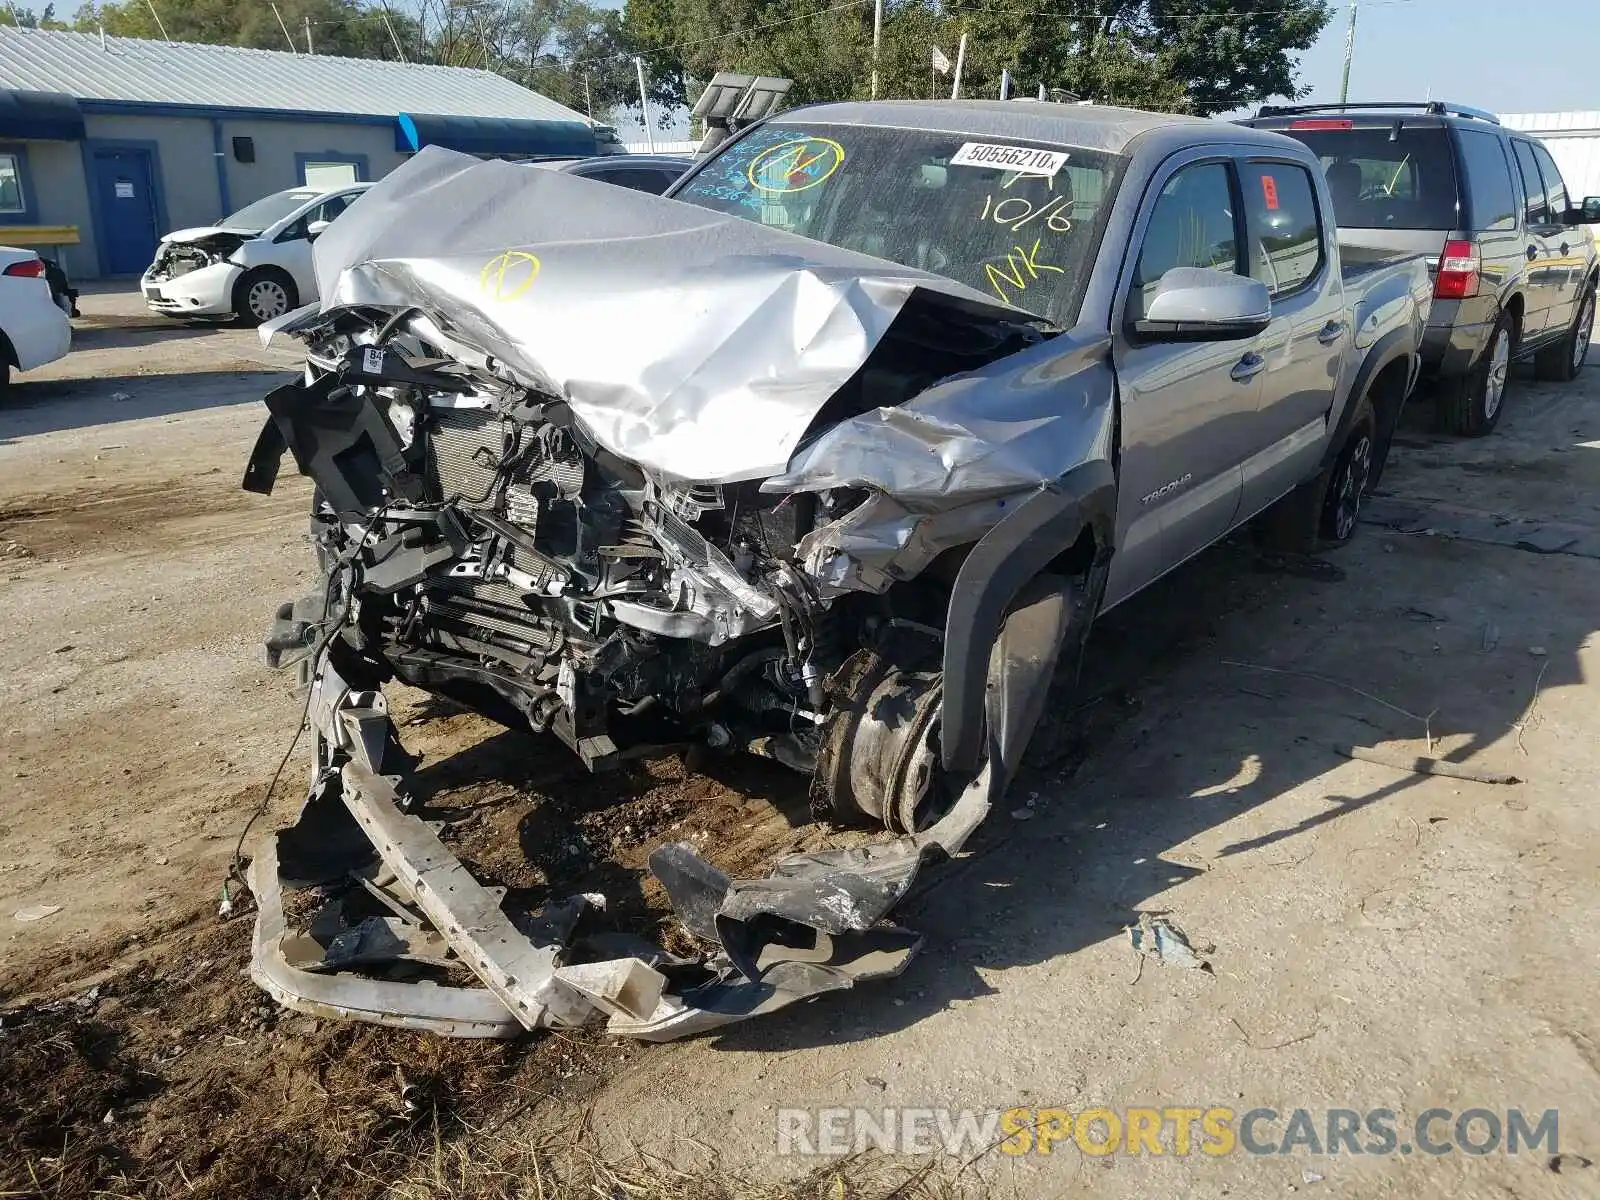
[247,578,1074,1040]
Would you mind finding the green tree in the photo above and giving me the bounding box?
[622,0,1330,118]
[1,3,71,27]
[73,0,423,59]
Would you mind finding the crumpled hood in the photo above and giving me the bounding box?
[163,226,259,245]
[309,145,1041,484]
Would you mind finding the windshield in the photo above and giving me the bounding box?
[220,189,322,232]
[1278,125,1459,231]
[675,122,1128,324]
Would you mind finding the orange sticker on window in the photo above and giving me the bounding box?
[1261,175,1280,210]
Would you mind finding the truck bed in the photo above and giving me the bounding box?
[1341,242,1430,282]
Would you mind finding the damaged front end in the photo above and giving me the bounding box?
[240,146,1116,1039]
[147,231,249,283]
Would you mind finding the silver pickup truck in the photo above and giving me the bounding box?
[241,101,1430,1041]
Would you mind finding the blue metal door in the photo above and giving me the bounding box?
[92,148,159,276]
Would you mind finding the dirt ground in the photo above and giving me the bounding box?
[1,288,1597,1199]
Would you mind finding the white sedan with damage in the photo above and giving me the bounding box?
[141,182,371,326]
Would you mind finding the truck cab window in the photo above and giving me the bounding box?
[1129,161,1238,320]
[1241,162,1323,297]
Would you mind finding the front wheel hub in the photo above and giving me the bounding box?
[811,648,950,835]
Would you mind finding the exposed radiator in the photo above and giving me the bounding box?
[423,576,562,651]
[427,407,503,507]
[427,408,585,510]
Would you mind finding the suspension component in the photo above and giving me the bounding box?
[810,645,948,835]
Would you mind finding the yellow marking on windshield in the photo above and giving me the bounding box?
[747,138,846,194]
[984,237,1064,306]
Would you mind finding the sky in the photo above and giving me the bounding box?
[43,0,1598,131]
[617,0,1600,143]
[1261,0,1597,116]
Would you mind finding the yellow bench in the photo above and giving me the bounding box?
[0,225,81,247]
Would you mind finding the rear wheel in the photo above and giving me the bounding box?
[233,268,298,327]
[1318,406,1375,543]
[1437,313,1512,436]
[1534,286,1595,383]
[1257,395,1377,553]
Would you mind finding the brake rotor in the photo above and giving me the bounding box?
[811,645,950,835]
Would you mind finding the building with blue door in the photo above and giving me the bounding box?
[0,27,611,278]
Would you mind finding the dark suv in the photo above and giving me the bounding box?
[1245,101,1600,435]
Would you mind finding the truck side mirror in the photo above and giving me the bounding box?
[1579,197,1600,224]
[1132,267,1272,342]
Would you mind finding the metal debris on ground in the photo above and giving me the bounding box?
[1128,913,1211,971]
[13,904,62,923]
[1336,743,1521,786]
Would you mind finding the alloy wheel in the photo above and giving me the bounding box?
[1483,327,1510,421]
[1332,432,1373,541]
[1575,295,1595,374]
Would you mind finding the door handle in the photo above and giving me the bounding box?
[1230,352,1265,383]
[1527,244,1539,260]
[1316,320,1346,345]
[1560,242,1570,256]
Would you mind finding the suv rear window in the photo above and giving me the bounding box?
[1277,124,1459,230]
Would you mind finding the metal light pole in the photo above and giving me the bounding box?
[870,0,883,99]
[1339,2,1358,104]
[950,31,967,100]
[999,68,1011,100]
[635,56,656,152]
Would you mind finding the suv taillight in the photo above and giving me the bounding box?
[1435,239,1480,299]
[2,258,45,278]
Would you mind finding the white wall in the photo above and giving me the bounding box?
[1502,111,1600,204]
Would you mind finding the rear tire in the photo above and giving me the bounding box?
[1534,286,1595,383]
[233,267,298,328]
[0,334,14,401]
[1257,395,1377,553]
[1437,312,1512,437]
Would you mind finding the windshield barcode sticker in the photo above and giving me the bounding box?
[949,142,1068,176]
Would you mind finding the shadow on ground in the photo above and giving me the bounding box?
[698,524,1585,1051]
[0,368,284,441]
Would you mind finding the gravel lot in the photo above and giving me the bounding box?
[1,288,1596,1198]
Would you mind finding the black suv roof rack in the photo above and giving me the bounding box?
[1255,100,1501,125]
